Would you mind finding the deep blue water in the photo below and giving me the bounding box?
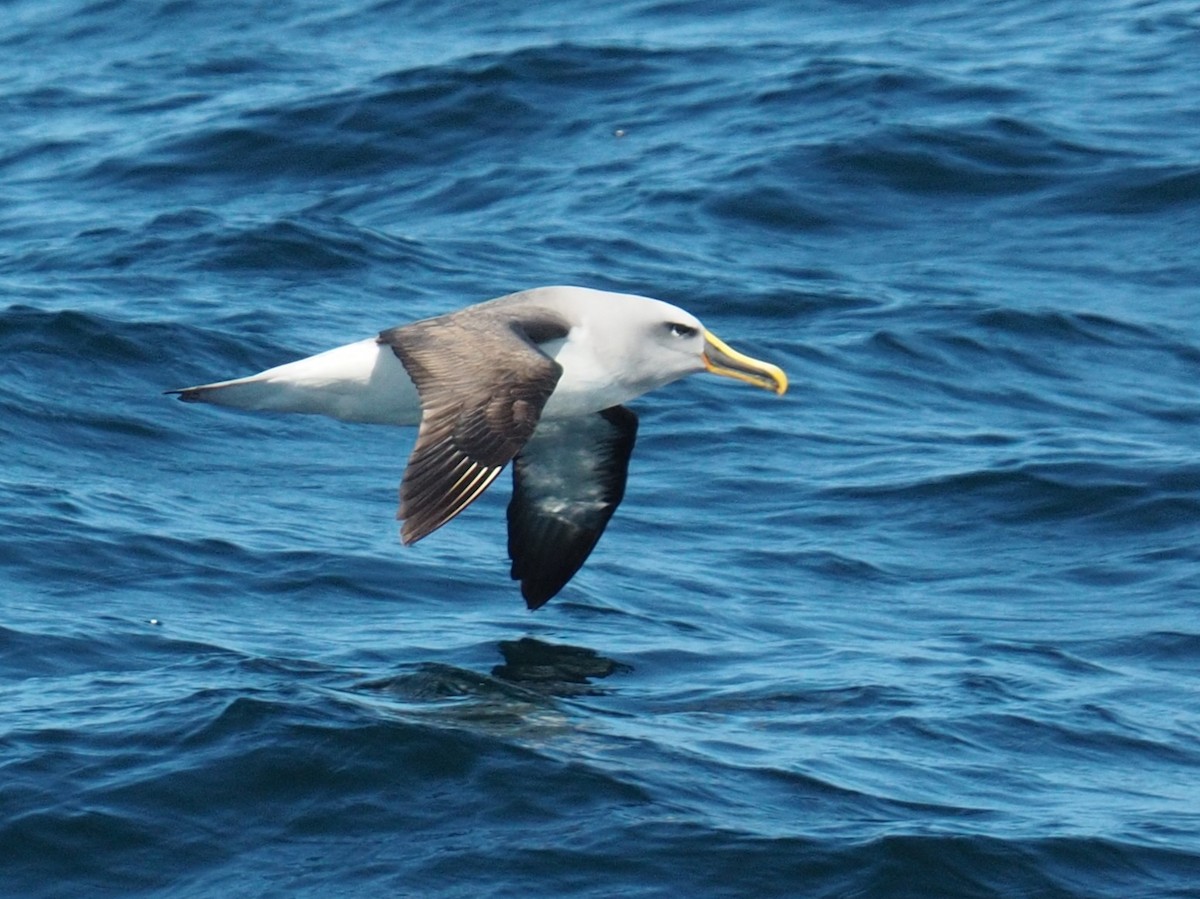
[3,0,1200,896]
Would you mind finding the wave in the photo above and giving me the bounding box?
[821,116,1107,199]
[822,460,1200,533]
[1052,163,1200,215]
[81,41,687,190]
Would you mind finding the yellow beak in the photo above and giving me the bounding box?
[702,330,788,395]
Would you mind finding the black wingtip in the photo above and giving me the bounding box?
[521,581,559,611]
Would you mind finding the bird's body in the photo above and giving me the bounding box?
[172,286,786,607]
[183,336,421,424]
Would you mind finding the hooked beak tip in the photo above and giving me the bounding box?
[702,330,788,395]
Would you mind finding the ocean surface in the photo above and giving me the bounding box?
[2,0,1199,896]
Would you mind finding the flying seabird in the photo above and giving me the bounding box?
[170,286,787,608]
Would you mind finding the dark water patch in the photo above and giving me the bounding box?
[857,834,1197,899]
[754,56,1028,112]
[1,208,431,304]
[832,302,1200,433]
[671,681,914,718]
[90,120,400,189]
[447,41,672,94]
[1054,163,1200,216]
[95,40,692,195]
[1091,490,1200,534]
[971,638,1112,678]
[179,52,299,80]
[700,180,835,231]
[0,304,186,366]
[740,286,882,322]
[205,217,374,273]
[411,826,1200,899]
[1089,630,1200,672]
[822,116,1109,199]
[0,624,164,679]
[754,548,899,585]
[823,461,1200,538]
[973,306,1162,347]
[4,513,417,607]
[0,303,315,396]
[0,136,95,178]
[4,680,657,897]
[866,328,944,365]
[968,709,1195,768]
[44,208,227,276]
[0,304,308,454]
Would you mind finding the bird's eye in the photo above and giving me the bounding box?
[666,322,698,339]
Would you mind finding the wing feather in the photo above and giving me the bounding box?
[507,406,638,608]
[380,309,569,544]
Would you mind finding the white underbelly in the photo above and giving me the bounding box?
[539,337,638,419]
[191,338,422,425]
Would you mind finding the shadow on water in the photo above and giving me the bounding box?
[350,638,632,734]
[491,636,633,692]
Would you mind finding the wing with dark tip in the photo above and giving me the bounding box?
[381,309,569,544]
[507,405,638,609]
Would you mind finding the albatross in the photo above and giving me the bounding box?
[171,285,787,608]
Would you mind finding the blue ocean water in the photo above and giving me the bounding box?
[3,0,1199,895]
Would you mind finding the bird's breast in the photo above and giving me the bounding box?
[539,336,633,419]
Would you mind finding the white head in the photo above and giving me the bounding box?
[532,286,787,412]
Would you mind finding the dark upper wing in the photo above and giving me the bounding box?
[507,405,638,609]
[380,309,569,544]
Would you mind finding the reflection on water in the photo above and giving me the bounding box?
[492,637,632,693]
[349,638,631,737]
